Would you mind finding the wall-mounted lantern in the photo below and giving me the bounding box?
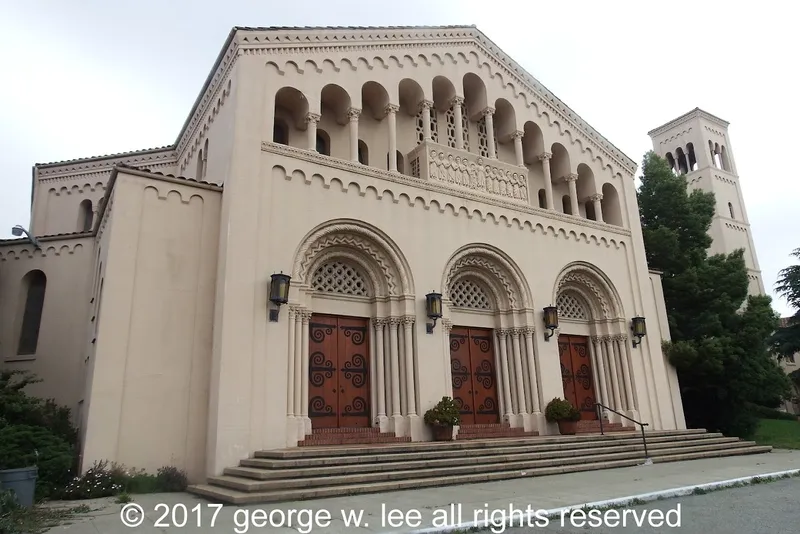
[543,305,558,341]
[425,292,443,334]
[268,272,291,322]
[631,316,647,348]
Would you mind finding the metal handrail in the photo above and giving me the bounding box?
[595,402,651,464]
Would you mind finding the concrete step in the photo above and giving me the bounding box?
[211,440,760,492]
[228,436,742,480]
[246,431,719,468]
[298,434,411,446]
[188,444,770,505]
[254,428,709,460]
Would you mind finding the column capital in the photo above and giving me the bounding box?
[347,107,361,121]
[384,103,400,115]
[387,317,402,327]
[450,96,465,108]
[442,318,453,334]
[538,151,552,161]
[401,315,415,326]
[563,172,579,183]
[497,328,511,338]
[522,325,536,336]
[612,333,628,342]
[418,99,434,113]
[300,310,313,322]
[372,317,388,328]
[481,106,496,117]
[588,193,604,202]
[304,112,321,124]
[510,130,524,140]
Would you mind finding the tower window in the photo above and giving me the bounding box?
[728,202,735,219]
[18,270,47,355]
[316,130,330,156]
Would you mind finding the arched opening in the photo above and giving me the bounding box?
[432,76,457,148]
[713,142,723,169]
[398,78,425,152]
[463,73,488,156]
[686,143,698,171]
[665,152,677,174]
[201,138,208,179]
[273,119,289,145]
[78,199,93,232]
[361,81,390,169]
[274,86,309,148]
[728,202,735,218]
[538,189,547,209]
[493,98,516,164]
[316,130,331,156]
[674,147,688,174]
[522,121,545,163]
[601,183,623,226]
[576,163,597,220]
[550,143,571,179]
[195,147,204,179]
[320,83,352,158]
[386,151,405,174]
[17,270,47,355]
[562,195,572,215]
[585,201,596,221]
[358,140,369,165]
[720,145,730,171]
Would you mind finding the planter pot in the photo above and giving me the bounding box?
[431,425,454,441]
[557,420,578,436]
[0,466,38,508]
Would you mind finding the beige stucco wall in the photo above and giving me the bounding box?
[0,236,94,418]
[80,170,221,481]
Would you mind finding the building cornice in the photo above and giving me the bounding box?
[648,108,730,137]
[35,147,176,177]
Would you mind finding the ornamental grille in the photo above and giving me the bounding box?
[557,293,588,320]
[445,106,457,148]
[430,108,439,143]
[450,278,492,309]
[415,107,438,144]
[312,261,370,297]
[410,156,420,178]
[461,105,470,152]
[477,117,489,157]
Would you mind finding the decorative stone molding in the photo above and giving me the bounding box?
[264,143,632,238]
[563,173,579,183]
[449,96,465,108]
[372,317,388,328]
[496,328,510,338]
[588,193,604,202]
[420,143,528,202]
[387,317,402,327]
[555,263,624,320]
[538,152,553,161]
[418,100,434,113]
[347,107,362,121]
[401,315,415,326]
[383,104,399,115]
[441,318,453,333]
[510,130,524,140]
[481,107,496,117]
[305,112,321,124]
[522,326,536,336]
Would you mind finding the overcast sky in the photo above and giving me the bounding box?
[1,0,797,315]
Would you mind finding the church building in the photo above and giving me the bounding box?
[0,26,686,482]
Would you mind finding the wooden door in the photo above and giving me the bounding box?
[308,315,370,428]
[450,327,499,425]
[558,335,597,420]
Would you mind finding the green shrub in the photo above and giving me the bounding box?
[0,425,74,500]
[58,461,188,499]
[751,404,799,421]
[156,466,188,492]
[424,396,461,426]
[545,398,581,422]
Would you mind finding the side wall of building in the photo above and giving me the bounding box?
[80,172,221,481]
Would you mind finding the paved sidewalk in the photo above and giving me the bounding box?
[44,449,800,533]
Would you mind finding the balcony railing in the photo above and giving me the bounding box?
[408,141,529,204]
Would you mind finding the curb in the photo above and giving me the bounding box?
[408,468,800,533]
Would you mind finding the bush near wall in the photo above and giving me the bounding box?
[750,404,799,421]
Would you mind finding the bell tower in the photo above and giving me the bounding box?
[648,108,764,296]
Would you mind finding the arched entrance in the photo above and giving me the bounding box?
[441,245,540,430]
[553,263,638,422]
[287,219,416,441]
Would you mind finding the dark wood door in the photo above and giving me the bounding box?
[308,315,370,428]
[450,327,499,425]
[558,335,597,420]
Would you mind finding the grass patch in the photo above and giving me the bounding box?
[753,418,800,449]
[0,499,91,534]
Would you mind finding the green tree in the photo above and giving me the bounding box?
[771,248,800,358]
[637,152,790,437]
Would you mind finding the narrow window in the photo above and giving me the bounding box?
[273,120,289,145]
[18,270,47,355]
[358,140,369,165]
[78,199,93,232]
[316,131,330,156]
[538,189,547,209]
[728,202,735,218]
[562,195,572,215]
[196,148,204,179]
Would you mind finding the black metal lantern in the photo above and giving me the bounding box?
[268,272,291,322]
[543,305,558,341]
[425,291,443,334]
[631,316,647,348]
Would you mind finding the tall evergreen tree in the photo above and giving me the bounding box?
[637,152,790,437]
[771,248,800,358]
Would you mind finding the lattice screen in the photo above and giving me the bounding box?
[557,293,588,320]
[450,278,492,309]
[312,261,370,297]
[477,117,489,157]
[415,107,439,144]
[462,104,470,152]
[445,107,457,148]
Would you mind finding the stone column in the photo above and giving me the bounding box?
[497,329,514,421]
[305,112,320,151]
[420,100,434,141]
[538,152,554,210]
[286,307,296,417]
[373,319,387,428]
[492,330,506,418]
[442,319,454,398]
[293,309,303,435]
[385,104,399,171]
[615,335,635,412]
[348,107,361,162]
[388,318,403,430]
[300,311,311,435]
[591,336,610,412]
[482,107,496,159]
[590,193,604,222]
[511,329,527,418]
[603,336,623,411]
[586,337,602,410]
[451,97,465,150]
[511,131,525,166]
[565,173,579,216]
[402,316,417,417]
[523,328,541,413]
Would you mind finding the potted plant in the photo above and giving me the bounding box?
[545,398,581,435]
[424,396,460,441]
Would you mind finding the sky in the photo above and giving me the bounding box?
[1,0,797,315]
